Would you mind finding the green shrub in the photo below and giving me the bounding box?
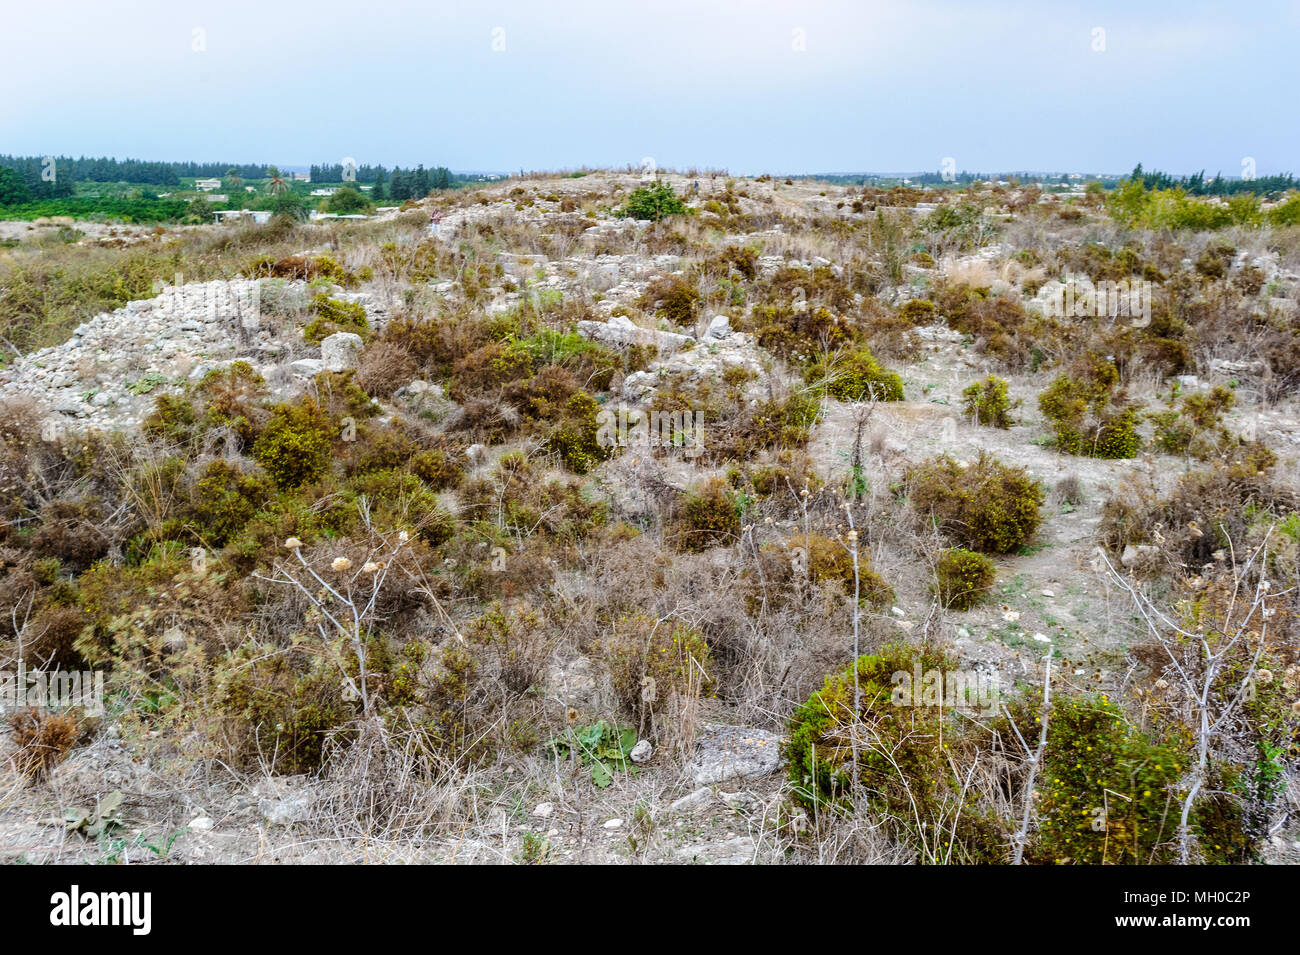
[253,401,335,489]
[962,375,1014,428]
[807,346,904,402]
[781,532,894,608]
[1150,385,1234,458]
[602,615,713,720]
[187,460,273,546]
[143,393,197,443]
[547,391,614,474]
[749,304,859,359]
[934,547,995,610]
[450,341,533,398]
[905,452,1045,554]
[346,469,455,545]
[637,275,699,326]
[304,294,368,343]
[732,389,821,454]
[324,186,373,215]
[1038,355,1141,458]
[410,448,464,490]
[1015,694,1204,864]
[215,641,351,774]
[897,298,937,324]
[618,182,688,221]
[674,477,741,552]
[786,644,1010,862]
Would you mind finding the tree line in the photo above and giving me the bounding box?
[1129,164,1298,198]
[0,155,280,185]
[309,163,458,201]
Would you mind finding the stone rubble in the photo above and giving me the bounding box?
[0,278,387,434]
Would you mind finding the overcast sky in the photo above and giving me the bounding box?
[2,0,1296,176]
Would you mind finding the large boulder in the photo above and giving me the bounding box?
[577,315,693,354]
[321,332,364,372]
[688,724,783,785]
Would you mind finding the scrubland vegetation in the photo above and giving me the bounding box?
[1,167,1298,865]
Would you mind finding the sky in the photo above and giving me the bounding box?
[2,0,1297,177]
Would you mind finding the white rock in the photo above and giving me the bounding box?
[689,724,782,786]
[1120,543,1158,567]
[719,790,759,812]
[674,836,756,865]
[670,788,713,814]
[289,358,325,377]
[320,332,364,372]
[577,316,693,353]
[629,739,653,763]
[532,802,554,818]
[188,816,214,832]
[703,314,731,340]
[602,818,623,829]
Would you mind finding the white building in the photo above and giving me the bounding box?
[195,178,221,191]
[213,209,272,224]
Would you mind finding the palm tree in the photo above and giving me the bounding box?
[267,166,288,197]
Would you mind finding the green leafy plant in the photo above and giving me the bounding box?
[127,371,171,396]
[61,790,125,839]
[548,721,638,788]
[1149,385,1235,458]
[304,294,368,343]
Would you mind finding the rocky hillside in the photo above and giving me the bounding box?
[2,171,1298,864]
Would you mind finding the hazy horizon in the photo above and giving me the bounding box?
[3,0,1297,177]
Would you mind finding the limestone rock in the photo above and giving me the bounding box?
[703,314,731,340]
[689,724,783,785]
[577,315,693,353]
[320,332,363,372]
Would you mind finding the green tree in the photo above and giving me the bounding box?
[187,196,215,223]
[326,186,373,214]
[266,166,289,197]
[389,169,408,201]
[271,193,307,222]
[0,166,32,205]
[619,181,688,221]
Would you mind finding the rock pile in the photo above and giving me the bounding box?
[0,279,385,433]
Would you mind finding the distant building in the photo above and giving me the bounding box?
[292,172,310,182]
[195,178,221,191]
[213,209,272,224]
[310,188,338,197]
